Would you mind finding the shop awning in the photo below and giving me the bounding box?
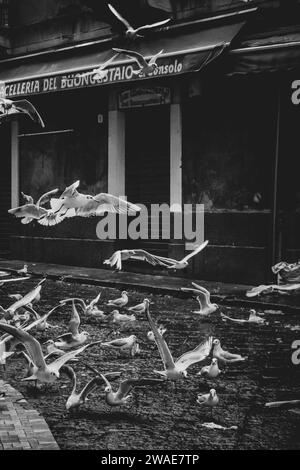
[0,21,245,97]
[228,31,300,75]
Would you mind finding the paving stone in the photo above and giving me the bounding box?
[0,380,59,451]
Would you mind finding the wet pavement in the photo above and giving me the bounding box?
[0,277,299,450]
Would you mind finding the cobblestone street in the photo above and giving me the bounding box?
[0,277,299,450]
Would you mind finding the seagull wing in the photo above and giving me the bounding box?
[126,249,172,267]
[8,284,42,313]
[118,378,164,399]
[0,323,46,368]
[36,188,59,207]
[146,305,175,370]
[13,100,45,127]
[100,53,119,70]
[108,4,132,30]
[112,48,147,68]
[49,341,101,373]
[92,193,140,215]
[80,376,104,401]
[180,240,209,263]
[21,192,34,204]
[8,204,48,219]
[103,251,122,270]
[148,49,164,66]
[60,180,80,198]
[101,338,130,347]
[175,336,213,372]
[136,18,171,33]
[89,292,101,309]
[68,301,80,336]
[221,313,247,324]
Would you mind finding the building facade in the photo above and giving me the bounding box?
[0,0,300,284]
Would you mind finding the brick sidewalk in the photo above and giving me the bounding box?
[0,380,59,450]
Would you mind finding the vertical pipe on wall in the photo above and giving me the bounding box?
[108,90,125,196]
[170,100,182,212]
[271,85,281,269]
[11,120,19,208]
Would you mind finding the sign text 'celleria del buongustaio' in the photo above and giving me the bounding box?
[4,57,184,98]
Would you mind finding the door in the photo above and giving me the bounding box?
[124,105,170,257]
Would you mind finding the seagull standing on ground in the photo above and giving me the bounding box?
[197,389,219,409]
[101,335,137,356]
[212,339,247,364]
[107,291,129,308]
[146,303,212,380]
[104,241,208,271]
[108,4,170,40]
[198,358,222,378]
[128,298,150,314]
[147,324,166,342]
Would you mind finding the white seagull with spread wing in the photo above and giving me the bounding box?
[108,4,170,40]
[146,303,212,380]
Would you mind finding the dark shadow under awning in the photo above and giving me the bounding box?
[0,21,245,97]
[228,31,300,75]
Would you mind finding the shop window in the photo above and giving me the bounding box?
[182,75,277,212]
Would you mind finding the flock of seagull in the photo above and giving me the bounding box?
[0,271,251,417]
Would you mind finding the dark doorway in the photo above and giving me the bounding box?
[125,106,170,207]
[123,105,170,260]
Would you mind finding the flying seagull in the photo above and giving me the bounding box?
[0,279,46,321]
[181,282,218,315]
[113,48,163,76]
[146,303,212,380]
[60,292,102,315]
[0,304,62,367]
[221,310,266,325]
[8,189,62,225]
[100,373,164,408]
[0,322,101,384]
[49,180,140,222]
[53,301,90,350]
[80,54,119,80]
[108,4,170,40]
[104,241,208,271]
[212,339,247,364]
[63,365,121,411]
[0,87,45,127]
